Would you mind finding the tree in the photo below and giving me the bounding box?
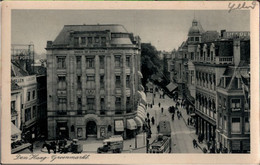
[141,43,162,86]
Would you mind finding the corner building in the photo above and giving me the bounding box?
[46,24,145,140]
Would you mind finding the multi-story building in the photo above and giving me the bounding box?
[46,24,145,140]
[216,38,250,153]
[11,62,38,142]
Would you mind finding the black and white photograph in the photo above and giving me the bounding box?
[1,1,259,164]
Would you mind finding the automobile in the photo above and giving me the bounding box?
[97,135,123,153]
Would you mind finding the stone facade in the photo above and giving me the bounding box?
[46,24,144,140]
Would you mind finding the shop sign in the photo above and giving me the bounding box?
[223,31,250,39]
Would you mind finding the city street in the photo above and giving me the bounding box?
[146,90,203,153]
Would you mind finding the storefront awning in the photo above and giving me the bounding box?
[134,116,143,127]
[115,120,124,132]
[11,122,21,136]
[127,119,137,130]
[137,91,147,104]
[166,82,178,92]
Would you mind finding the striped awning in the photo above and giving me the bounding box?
[137,91,147,104]
[127,119,137,130]
[11,123,21,136]
[134,116,143,127]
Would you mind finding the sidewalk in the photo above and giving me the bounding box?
[178,104,208,152]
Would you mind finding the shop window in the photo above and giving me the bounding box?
[231,117,241,133]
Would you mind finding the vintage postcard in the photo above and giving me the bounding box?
[1,1,259,164]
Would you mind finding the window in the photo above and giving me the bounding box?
[115,75,121,88]
[87,98,95,110]
[101,37,106,45]
[195,37,199,41]
[219,113,222,128]
[81,37,86,45]
[88,37,92,44]
[231,117,241,133]
[224,116,227,131]
[32,90,36,99]
[57,57,66,69]
[11,101,15,111]
[210,51,214,61]
[32,106,36,118]
[77,97,82,110]
[190,52,194,60]
[27,92,30,101]
[86,57,95,68]
[126,56,131,67]
[76,56,81,69]
[190,37,194,41]
[95,37,100,43]
[100,75,104,88]
[58,98,67,111]
[74,37,79,46]
[87,75,95,81]
[244,117,250,133]
[115,56,121,68]
[25,108,31,122]
[126,75,130,88]
[58,76,66,89]
[231,99,241,110]
[77,76,81,89]
[100,98,105,113]
[99,56,104,69]
[115,97,121,111]
[126,97,131,113]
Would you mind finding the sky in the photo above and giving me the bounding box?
[12,10,250,55]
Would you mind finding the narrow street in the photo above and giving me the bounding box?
[146,89,202,153]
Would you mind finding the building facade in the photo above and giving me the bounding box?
[46,24,146,140]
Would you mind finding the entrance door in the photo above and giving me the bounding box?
[57,122,69,139]
[86,121,97,138]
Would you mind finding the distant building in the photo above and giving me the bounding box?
[46,24,145,140]
[11,62,38,142]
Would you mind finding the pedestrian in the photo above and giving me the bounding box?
[151,117,155,125]
[193,139,197,148]
[187,118,190,125]
[129,145,133,153]
[147,118,151,127]
[161,107,164,113]
[207,141,211,150]
[158,102,161,107]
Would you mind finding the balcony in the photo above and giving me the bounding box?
[215,56,233,65]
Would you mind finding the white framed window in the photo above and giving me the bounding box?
[115,75,121,88]
[86,57,95,68]
[57,57,66,69]
[115,56,121,68]
[231,117,241,133]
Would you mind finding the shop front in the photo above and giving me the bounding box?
[126,119,137,139]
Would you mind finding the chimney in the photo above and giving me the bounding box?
[233,38,240,66]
